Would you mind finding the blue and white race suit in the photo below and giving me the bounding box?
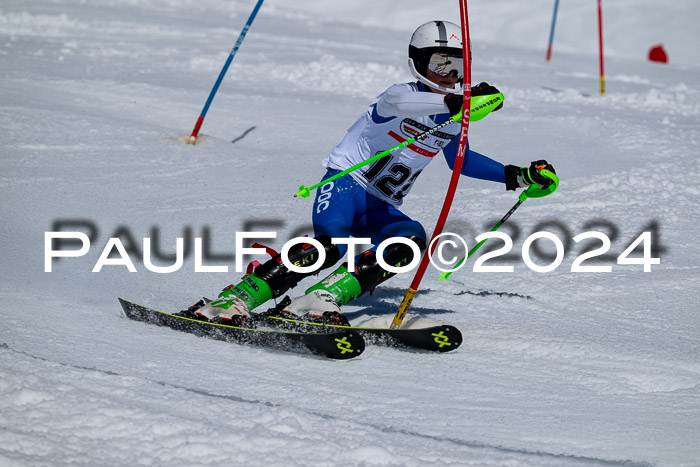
[314,81,506,257]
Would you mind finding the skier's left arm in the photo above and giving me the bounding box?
[442,138,506,184]
[442,140,556,191]
[441,80,556,190]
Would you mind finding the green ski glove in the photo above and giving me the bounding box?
[505,160,557,191]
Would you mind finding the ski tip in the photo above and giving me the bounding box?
[326,331,365,360]
[434,325,462,352]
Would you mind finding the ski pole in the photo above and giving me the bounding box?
[295,111,461,198]
[546,0,560,62]
[390,0,473,330]
[293,92,503,199]
[438,170,559,281]
[188,0,265,145]
[390,170,558,329]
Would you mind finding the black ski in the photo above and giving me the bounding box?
[255,314,462,353]
[118,298,364,360]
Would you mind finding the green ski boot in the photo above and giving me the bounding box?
[284,265,362,326]
[194,274,273,324]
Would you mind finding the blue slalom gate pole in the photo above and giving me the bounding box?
[546,0,560,62]
[188,0,265,144]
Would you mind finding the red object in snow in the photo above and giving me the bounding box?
[648,44,668,63]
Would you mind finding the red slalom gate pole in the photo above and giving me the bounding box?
[597,0,605,95]
[391,0,472,329]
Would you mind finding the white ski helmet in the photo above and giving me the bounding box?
[408,20,464,93]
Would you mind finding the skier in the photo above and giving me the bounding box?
[187,20,556,325]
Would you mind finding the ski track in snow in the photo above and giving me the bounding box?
[2,0,700,465]
[0,343,655,467]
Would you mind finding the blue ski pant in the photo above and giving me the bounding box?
[312,169,426,259]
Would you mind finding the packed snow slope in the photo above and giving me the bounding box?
[1,0,699,466]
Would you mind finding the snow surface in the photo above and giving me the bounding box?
[1,0,699,465]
